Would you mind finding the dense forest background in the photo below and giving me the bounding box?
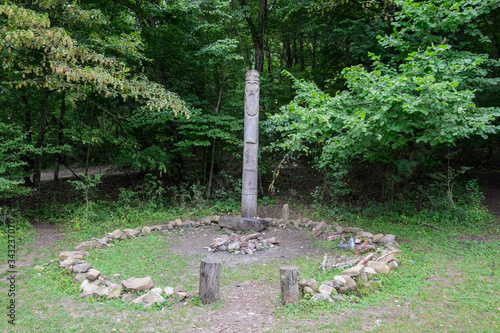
[1,0,500,223]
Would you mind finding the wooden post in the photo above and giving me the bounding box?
[280,266,299,305]
[241,70,260,218]
[199,258,222,305]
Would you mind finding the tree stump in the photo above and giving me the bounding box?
[199,258,222,305]
[280,266,299,305]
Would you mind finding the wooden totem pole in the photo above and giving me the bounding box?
[241,70,260,218]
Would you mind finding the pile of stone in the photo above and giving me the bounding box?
[302,228,402,303]
[312,222,401,253]
[37,250,198,308]
[207,232,279,255]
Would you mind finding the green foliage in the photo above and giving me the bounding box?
[0,122,34,198]
[267,43,499,195]
[67,174,102,229]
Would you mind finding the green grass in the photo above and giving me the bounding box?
[86,233,201,290]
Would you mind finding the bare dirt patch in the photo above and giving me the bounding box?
[188,282,279,333]
[168,227,323,268]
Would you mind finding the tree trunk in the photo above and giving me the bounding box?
[206,138,216,199]
[280,266,299,305]
[33,90,49,209]
[21,94,32,186]
[199,258,222,305]
[284,37,293,69]
[239,0,267,73]
[299,37,305,71]
[54,90,66,182]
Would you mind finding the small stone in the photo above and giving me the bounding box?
[80,283,99,298]
[175,292,187,300]
[385,234,396,242]
[141,226,151,235]
[59,251,86,261]
[94,286,111,298]
[337,242,351,251]
[72,263,92,274]
[151,287,162,294]
[324,280,341,289]
[342,275,357,291]
[266,237,279,244]
[367,261,390,274]
[164,287,174,296]
[311,294,333,303]
[86,269,101,282]
[132,293,164,307]
[306,278,318,292]
[303,286,314,295]
[362,266,377,279]
[337,286,349,294]
[228,242,240,251]
[313,221,327,236]
[74,241,97,251]
[73,273,87,284]
[122,229,139,239]
[92,236,109,246]
[113,273,121,279]
[333,276,346,286]
[341,265,364,277]
[121,292,138,302]
[335,226,344,233]
[122,277,154,292]
[101,277,114,286]
[319,284,334,296]
[175,219,183,226]
[149,225,162,231]
[199,217,211,225]
[174,285,186,293]
[388,261,399,271]
[108,284,122,299]
[378,236,388,245]
[357,231,373,238]
[34,265,44,272]
[111,229,123,239]
[359,273,368,283]
[372,234,384,243]
[80,279,89,290]
[305,221,318,229]
[282,203,290,221]
[298,278,308,288]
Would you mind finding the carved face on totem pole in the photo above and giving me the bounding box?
[245,70,260,117]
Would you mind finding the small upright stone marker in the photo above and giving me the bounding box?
[280,266,299,305]
[199,258,222,305]
[283,203,290,222]
[241,70,260,218]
